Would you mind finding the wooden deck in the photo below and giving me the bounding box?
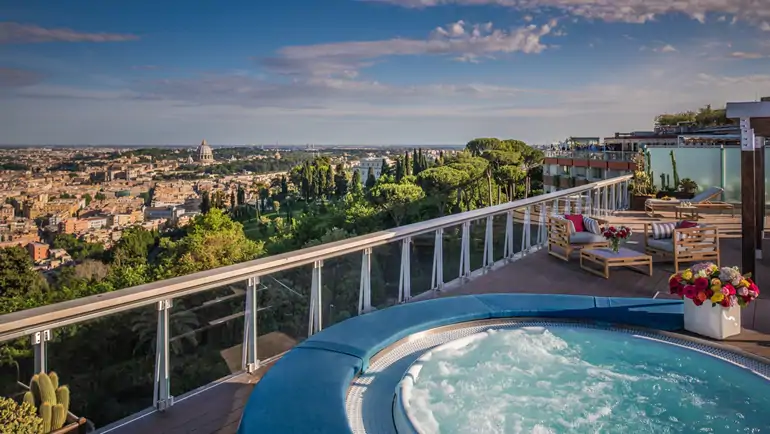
[107,209,770,433]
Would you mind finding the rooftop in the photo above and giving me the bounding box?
[2,175,769,433]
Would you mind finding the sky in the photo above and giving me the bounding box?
[1,0,770,146]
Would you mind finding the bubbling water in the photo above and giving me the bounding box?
[400,327,770,434]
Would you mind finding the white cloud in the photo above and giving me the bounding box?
[654,44,677,53]
[263,20,555,78]
[361,0,770,30]
[730,51,765,59]
[0,22,138,44]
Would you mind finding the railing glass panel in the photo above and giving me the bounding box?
[169,282,247,397]
[410,231,435,298]
[320,250,361,328]
[256,267,311,361]
[442,223,463,283]
[492,213,508,263]
[47,305,156,428]
[370,241,402,309]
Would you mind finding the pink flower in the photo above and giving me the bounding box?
[738,287,749,297]
[694,277,709,291]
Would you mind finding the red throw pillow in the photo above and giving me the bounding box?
[679,221,698,229]
[565,214,585,232]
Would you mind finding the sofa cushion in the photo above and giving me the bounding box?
[651,222,676,239]
[565,214,585,232]
[552,215,576,234]
[647,237,674,252]
[571,232,606,244]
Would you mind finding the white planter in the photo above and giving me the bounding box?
[683,298,741,340]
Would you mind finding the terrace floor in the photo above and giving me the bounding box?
[108,208,770,433]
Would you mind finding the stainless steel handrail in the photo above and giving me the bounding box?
[0,175,632,342]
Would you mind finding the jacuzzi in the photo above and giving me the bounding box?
[237,294,770,434]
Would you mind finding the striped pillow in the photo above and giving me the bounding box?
[553,215,576,234]
[651,222,677,239]
[582,216,601,234]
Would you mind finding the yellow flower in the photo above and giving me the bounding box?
[740,279,750,288]
[710,284,721,293]
[711,292,725,303]
[682,270,693,281]
[710,278,721,287]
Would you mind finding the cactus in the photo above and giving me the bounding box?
[49,372,59,390]
[23,391,35,407]
[37,373,57,405]
[660,173,667,191]
[52,404,67,430]
[670,150,680,188]
[55,386,70,414]
[666,174,671,191]
[40,402,52,433]
[25,372,73,433]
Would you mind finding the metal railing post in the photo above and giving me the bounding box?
[153,299,173,411]
[398,238,411,303]
[603,185,609,216]
[503,210,514,261]
[622,181,629,209]
[610,184,617,213]
[575,193,582,214]
[241,276,259,374]
[358,249,372,314]
[308,260,323,336]
[520,206,531,254]
[32,330,51,374]
[483,216,494,271]
[538,204,547,246]
[459,221,471,280]
[431,228,444,292]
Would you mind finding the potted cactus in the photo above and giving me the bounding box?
[22,372,87,433]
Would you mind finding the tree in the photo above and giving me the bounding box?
[394,157,405,182]
[324,167,335,198]
[365,167,377,191]
[51,234,105,261]
[94,192,107,201]
[200,191,211,214]
[417,166,469,216]
[370,183,425,226]
[350,170,363,196]
[110,227,156,267]
[237,187,246,207]
[381,158,392,178]
[82,193,93,206]
[466,138,504,156]
[156,209,264,277]
[333,164,349,197]
[230,191,236,211]
[280,175,289,199]
[0,247,48,314]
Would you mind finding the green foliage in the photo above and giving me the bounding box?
[670,150,680,188]
[370,183,425,226]
[51,234,105,261]
[0,397,43,434]
[0,246,48,314]
[655,104,733,127]
[678,178,698,194]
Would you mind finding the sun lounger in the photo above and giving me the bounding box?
[644,187,733,217]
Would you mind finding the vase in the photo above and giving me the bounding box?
[683,298,741,340]
[609,238,620,253]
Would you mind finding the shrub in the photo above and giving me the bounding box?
[0,396,44,434]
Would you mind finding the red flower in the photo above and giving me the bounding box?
[683,285,697,299]
[749,283,760,296]
[724,284,736,296]
[705,288,714,298]
[694,277,709,291]
[693,297,704,306]
[696,291,707,302]
[721,298,731,307]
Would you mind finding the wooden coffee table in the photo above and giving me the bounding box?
[675,205,700,220]
[580,247,653,279]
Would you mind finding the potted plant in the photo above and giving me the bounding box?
[630,151,657,210]
[669,263,760,339]
[21,372,88,434]
[678,178,698,198]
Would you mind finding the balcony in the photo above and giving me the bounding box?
[1,174,769,433]
[544,150,638,172]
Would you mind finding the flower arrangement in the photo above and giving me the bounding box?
[602,225,632,253]
[669,263,760,308]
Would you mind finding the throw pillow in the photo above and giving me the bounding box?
[565,215,585,232]
[582,216,601,234]
[651,222,677,239]
[679,221,698,229]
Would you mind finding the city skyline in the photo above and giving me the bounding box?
[2,0,770,145]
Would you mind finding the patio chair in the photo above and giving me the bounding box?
[547,215,609,262]
[643,222,720,273]
[644,187,733,217]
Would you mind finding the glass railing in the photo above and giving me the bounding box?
[0,174,632,431]
[545,150,634,161]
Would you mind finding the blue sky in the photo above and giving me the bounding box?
[2,0,770,146]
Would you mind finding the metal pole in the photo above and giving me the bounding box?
[242,276,259,374]
[520,206,531,254]
[398,238,411,303]
[459,221,471,280]
[153,299,174,411]
[308,260,323,335]
[32,330,51,374]
[431,228,444,292]
[358,248,372,314]
[720,144,727,202]
[503,210,514,261]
